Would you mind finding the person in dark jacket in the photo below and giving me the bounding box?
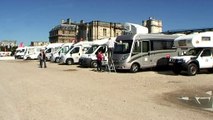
[39,49,47,68]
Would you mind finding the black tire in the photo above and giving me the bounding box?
[130,63,140,73]
[66,59,73,65]
[91,61,97,68]
[187,63,198,76]
[55,57,60,63]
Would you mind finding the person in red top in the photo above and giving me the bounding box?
[97,50,103,72]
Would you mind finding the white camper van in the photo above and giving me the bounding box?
[15,47,27,59]
[50,43,74,63]
[112,33,181,72]
[45,43,64,61]
[79,38,116,68]
[169,32,213,76]
[59,41,92,65]
[23,46,45,60]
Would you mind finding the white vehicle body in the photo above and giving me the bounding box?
[123,22,148,35]
[50,43,74,63]
[44,43,64,61]
[23,46,45,60]
[112,33,182,72]
[14,47,27,59]
[169,32,213,76]
[59,41,92,65]
[79,37,116,68]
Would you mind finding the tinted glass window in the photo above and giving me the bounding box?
[151,40,174,51]
[201,49,211,57]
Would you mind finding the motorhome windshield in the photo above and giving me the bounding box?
[114,40,133,54]
[86,45,99,54]
[185,48,203,56]
[65,46,74,54]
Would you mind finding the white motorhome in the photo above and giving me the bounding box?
[59,41,92,65]
[45,43,64,61]
[169,32,213,76]
[23,46,45,60]
[79,38,116,68]
[50,43,74,63]
[112,33,182,72]
[14,47,27,59]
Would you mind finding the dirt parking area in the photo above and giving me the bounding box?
[0,60,213,120]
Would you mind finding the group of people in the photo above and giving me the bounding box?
[96,38,115,72]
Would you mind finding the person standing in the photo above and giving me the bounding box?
[39,49,47,68]
[107,38,115,65]
[96,51,103,72]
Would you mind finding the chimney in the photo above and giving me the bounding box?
[61,19,65,24]
[67,18,71,24]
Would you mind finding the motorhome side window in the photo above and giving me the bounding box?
[132,41,142,55]
[201,49,211,57]
[151,40,174,50]
[142,41,149,52]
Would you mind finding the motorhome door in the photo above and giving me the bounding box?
[70,47,80,63]
[198,49,213,68]
[141,40,151,67]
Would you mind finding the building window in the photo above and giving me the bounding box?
[103,28,107,36]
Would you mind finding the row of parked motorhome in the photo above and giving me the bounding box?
[14,31,213,76]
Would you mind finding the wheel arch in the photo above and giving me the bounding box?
[66,58,74,65]
[187,60,200,71]
[130,62,141,73]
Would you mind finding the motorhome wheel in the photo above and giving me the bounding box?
[66,59,74,65]
[187,63,198,76]
[91,61,97,68]
[55,57,60,63]
[130,63,139,73]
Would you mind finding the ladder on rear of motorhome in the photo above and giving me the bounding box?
[107,57,116,72]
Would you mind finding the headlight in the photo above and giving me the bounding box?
[121,55,129,61]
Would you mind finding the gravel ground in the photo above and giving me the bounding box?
[0,60,213,120]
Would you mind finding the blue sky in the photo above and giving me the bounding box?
[0,0,213,45]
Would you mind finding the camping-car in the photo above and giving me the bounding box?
[79,38,116,68]
[50,43,74,63]
[59,41,92,65]
[23,46,45,60]
[169,32,213,76]
[45,43,64,61]
[113,33,182,72]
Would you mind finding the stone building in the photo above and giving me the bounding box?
[142,17,162,33]
[0,40,17,47]
[49,19,78,43]
[77,20,123,41]
[30,41,49,46]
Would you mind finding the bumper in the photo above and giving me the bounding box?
[79,58,92,67]
[169,62,188,71]
[114,62,131,70]
[59,57,66,64]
